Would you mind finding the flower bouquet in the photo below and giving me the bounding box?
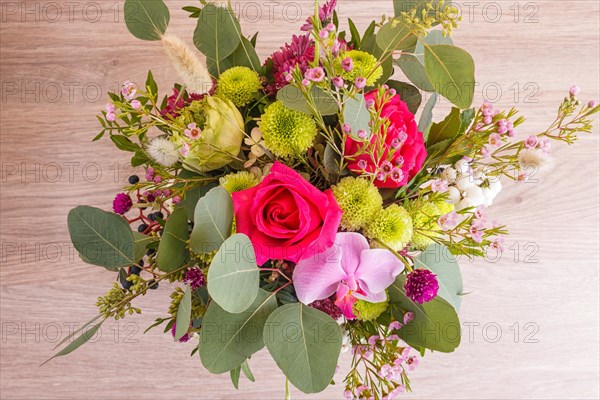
[48,0,598,398]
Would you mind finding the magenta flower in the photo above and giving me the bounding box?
[265,35,315,95]
[404,269,439,304]
[301,0,337,31]
[183,268,206,289]
[112,193,132,215]
[171,321,190,343]
[293,232,404,319]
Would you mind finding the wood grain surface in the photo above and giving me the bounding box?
[0,1,598,399]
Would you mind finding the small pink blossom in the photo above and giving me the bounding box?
[333,76,344,88]
[474,206,487,222]
[342,123,352,133]
[318,29,329,39]
[106,111,116,122]
[153,175,162,184]
[376,172,386,181]
[130,99,141,110]
[469,224,484,243]
[380,160,393,175]
[305,67,325,82]
[357,129,368,139]
[524,135,538,149]
[517,171,528,183]
[341,57,353,71]
[569,85,580,96]
[332,39,342,54]
[184,123,202,140]
[483,116,492,125]
[430,179,448,193]
[388,88,397,96]
[121,80,137,101]
[172,195,181,204]
[490,237,505,253]
[390,168,404,183]
[302,78,310,86]
[405,356,419,371]
[180,142,190,157]
[285,73,293,82]
[481,145,491,157]
[589,99,598,108]
[106,103,116,113]
[357,159,368,170]
[368,335,379,346]
[538,138,551,153]
[326,22,336,32]
[354,77,366,89]
[489,133,502,147]
[394,156,404,166]
[389,321,402,331]
[438,211,459,231]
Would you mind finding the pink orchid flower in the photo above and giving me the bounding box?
[293,232,404,319]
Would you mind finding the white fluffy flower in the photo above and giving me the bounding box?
[482,179,502,206]
[441,167,457,183]
[147,137,179,167]
[518,148,552,172]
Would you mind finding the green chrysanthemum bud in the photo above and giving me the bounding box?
[332,177,383,231]
[408,201,441,250]
[219,171,260,194]
[365,204,413,251]
[216,66,262,107]
[258,101,317,157]
[335,50,383,86]
[353,294,389,321]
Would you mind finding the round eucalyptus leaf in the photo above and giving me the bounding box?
[124,0,170,41]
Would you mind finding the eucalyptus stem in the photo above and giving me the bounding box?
[285,377,291,400]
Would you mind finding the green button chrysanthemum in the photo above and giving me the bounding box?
[353,293,389,321]
[216,66,262,107]
[335,50,383,86]
[219,171,260,194]
[258,101,317,157]
[365,204,413,251]
[407,201,441,250]
[332,177,383,231]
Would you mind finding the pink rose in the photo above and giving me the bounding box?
[232,162,342,265]
[344,90,427,188]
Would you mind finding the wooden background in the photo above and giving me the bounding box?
[1,1,598,399]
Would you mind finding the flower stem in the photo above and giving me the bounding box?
[285,377,291,400]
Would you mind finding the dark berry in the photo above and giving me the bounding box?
[130,265,142,275]
[128,175,140,184]
[154,212,164,220]
[120,273,133,290]
[138,259,144,267]
[148,213,156,221]
[146,248,156,256]
[148,280,159,290]
[138,224,148,233]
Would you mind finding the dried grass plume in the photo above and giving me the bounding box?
[161,34,213,94]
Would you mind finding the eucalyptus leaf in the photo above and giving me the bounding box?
[156,207,190,272]
[376,19,418,53]
[386,80,422,114]
[418,93,438,136]
[207,234,259,313]
[42,319,105,365]
[360,33,393,86]
[427,107,461,147]
[423,44,475,109]
[230,36,261,72]
[241,360,255,382]
[414,244,463,311]
[68,206,137,270]
[414,30,453,64]
[194,5,241,67]
[190,186,233,254]
[180,181,219,222]
[343,94,371,136]
[200,289,278,373]
[389,275,461,352]
[174,285,192,341]
[230,366,241,389]
[397,54,434,92]
[132,232,155,262]
[263,303,342,394]
[124,0,170,41]
[277,85,338,116]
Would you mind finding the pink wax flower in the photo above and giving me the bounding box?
[438,211,459,231]
[354,77,366,89]
[184,123,202,140]
[105,103,116,122]
[430,179,448,193]
[130,99,141,110]
[341,57,354,72]
[524,135,538,149]
[121,80,137,101]
[333,76,344,88]
[404,269,438,304]
[301,0,337,31]
[232,162,342,265]
[293,232,404,319]
[305,67,325,82]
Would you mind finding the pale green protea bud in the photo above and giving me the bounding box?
[179,96,245,173]
[332,177,383,231]
[216,66,262,107]
[258,101,317,157]
[365,204,413,251]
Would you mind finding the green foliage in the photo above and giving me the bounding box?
[386,80,422,114]
[418,93,438,135]
[190,186,233,254]
[277,85,338,116]
[263,303,342,394]
[174,285,192,341]
[423,44,475,109]
[376,19,418,53]
[389,275,461,352]
[199,289,278,373]
[124,0,170,41]
[207,234,259,313]
[68,206,139,270]
[344,94,371,136]
[194,5,241,74]
[156,207,189,273]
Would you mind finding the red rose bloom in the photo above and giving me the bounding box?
[232,162,342,265]
[344,90,427,188]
